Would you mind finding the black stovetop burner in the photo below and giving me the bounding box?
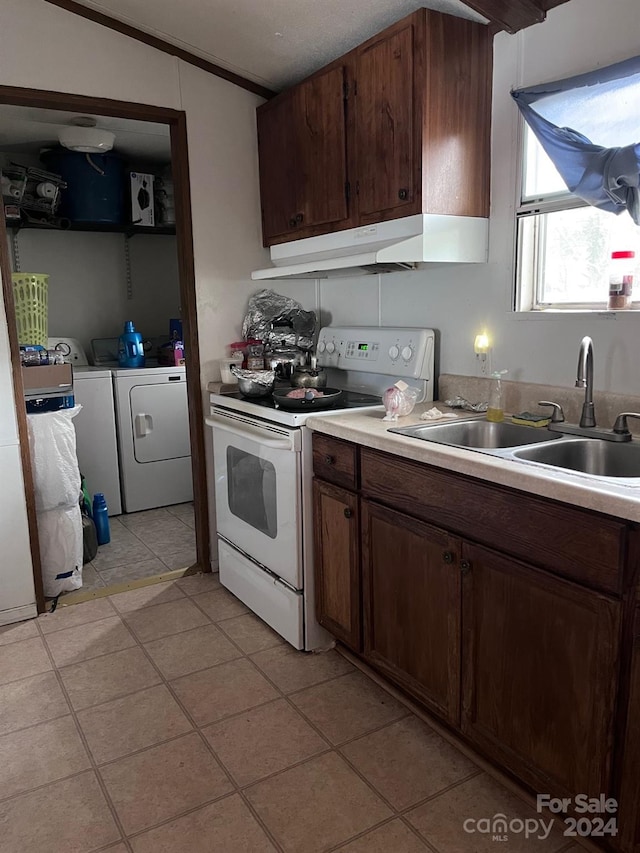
[226,387,381,410]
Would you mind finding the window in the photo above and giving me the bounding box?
[513,56,640,312]
[516,127,640,311]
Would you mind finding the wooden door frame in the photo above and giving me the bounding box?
[0,85,210,612]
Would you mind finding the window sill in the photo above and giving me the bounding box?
[514,309,640,319]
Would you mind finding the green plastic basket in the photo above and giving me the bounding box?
[11,273,49,348]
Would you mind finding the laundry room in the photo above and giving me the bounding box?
[2,104,196,596]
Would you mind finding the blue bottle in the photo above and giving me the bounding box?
[93,493,111,546]
[118,321,145,368]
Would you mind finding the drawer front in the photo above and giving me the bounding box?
[360,448,626,595]
[313,434,357,490]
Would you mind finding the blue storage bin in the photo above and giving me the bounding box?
[41,147,125,224]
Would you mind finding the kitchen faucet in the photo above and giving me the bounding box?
[576,335,596,428]
[539,335,637,442]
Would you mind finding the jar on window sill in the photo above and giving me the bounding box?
[608,250,635,310]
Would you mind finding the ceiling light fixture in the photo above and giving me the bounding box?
[58,117,115,153]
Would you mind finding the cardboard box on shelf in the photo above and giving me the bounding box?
[21,363,73,393]
[158,341,185,366]
[130,172,155,227]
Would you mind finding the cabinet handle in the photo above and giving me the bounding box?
[324,455,335,465]
[398,188,408,201]
[460,559,472,575]
[288,217,297,228]
[295,212,304,224]
[343,508,353,519]
[442,551,454,564]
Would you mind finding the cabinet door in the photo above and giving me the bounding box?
[257,92,298,244]
[618,604,640,853]
[313,479,361,651]
[294,65,349,232]
[362,500,461,723]
[461,541,620,798]
[355,20,418,221]
[257,65,350,246]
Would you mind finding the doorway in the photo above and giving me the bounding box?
[0,85,209,612]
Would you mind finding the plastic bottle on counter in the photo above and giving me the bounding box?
[608,251,635,310]
[487,370,508,423]
[92,493,111,545]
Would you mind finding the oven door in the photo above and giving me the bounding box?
[206,411,302,589]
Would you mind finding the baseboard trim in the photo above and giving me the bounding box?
[0,602,38,626]
[48,567,191,608]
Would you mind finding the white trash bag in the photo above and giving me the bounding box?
[37,504,83,597]
[27,406,82,512]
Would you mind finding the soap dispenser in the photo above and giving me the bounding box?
[487,370,508,423]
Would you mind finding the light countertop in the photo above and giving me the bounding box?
[306,402,640,524]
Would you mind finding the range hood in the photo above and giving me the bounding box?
[252,213,488,280]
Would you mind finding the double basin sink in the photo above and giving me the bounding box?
[388,419,640,481]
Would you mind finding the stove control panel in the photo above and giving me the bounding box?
[317,326,434,380]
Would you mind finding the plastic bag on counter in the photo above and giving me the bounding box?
[444,396,488,413]
[382,381,419,421]
[242,289,317,350]
[27,406,82,512]
[37,504,83,597]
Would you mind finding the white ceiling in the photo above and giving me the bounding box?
[69,0,488,91]
[0,1,488,162]
[0,105,171,161]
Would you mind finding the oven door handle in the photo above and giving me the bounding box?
[205,415,296,451]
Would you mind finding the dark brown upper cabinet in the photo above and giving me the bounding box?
[354,20,416,221]
[256,8,492,247]
[257,64,350,245]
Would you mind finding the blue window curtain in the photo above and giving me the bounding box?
[511,55,640,224]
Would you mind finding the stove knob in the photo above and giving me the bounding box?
[317,341,326,353]
[388,345,399,360]
[401,346,413,361]
[326,342,336,354]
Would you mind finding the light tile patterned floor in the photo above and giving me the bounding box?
[83,504,196,591]
[0,574,579,853]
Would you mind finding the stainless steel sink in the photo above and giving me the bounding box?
[389,419,562,449]
[513,438,640,478]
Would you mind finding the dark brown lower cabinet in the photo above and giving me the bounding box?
[313,479,361,651]
[361,499,462,724]
[461,540,621,799]
[618,605,640,853]
[312,434,637,850]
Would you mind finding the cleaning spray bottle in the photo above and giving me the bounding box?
[487,370,508,423]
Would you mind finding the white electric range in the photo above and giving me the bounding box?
[207,326,435,650]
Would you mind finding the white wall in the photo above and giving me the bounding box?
[0,266,35,616]
[0,275,20,447]
[0,0,269,389]
[0,0,270,575]
[12,230,180,357]
[177,62,269,383]
[269,0,640,397]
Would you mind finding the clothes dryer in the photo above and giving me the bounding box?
[112,366,192,512]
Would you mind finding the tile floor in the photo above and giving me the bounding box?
[0,574,582,853]
[83,503,196,590]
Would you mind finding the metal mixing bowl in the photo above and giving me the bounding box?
[231,367,275,398]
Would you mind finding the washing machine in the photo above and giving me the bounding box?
[74,367,122,515]
[112,366,193,512]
